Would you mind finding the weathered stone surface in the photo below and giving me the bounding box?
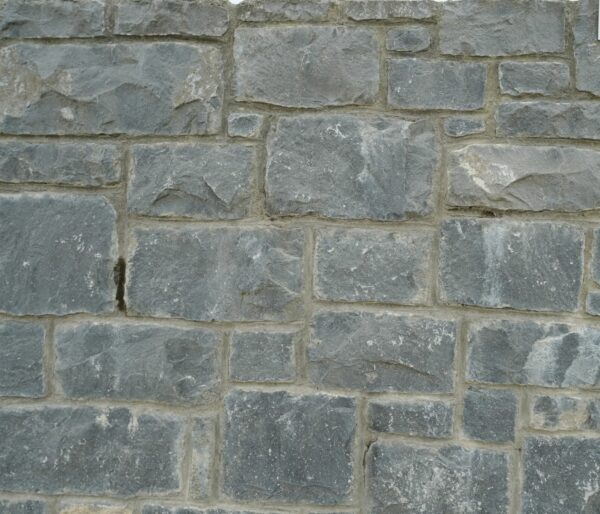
[190,415,215,500]
[309,311,456,392]
[223,389,356,504]
[368,399,453,438]
[499,61,570,97]
[229,330,297,382]
[0,43,223,135]
[0,193,117,315]
[266,115,438,220]
[367,441,509,514]
[0,501,46,514]
[143,507,281,514]
[114,0,229,36]
[128,143,254,220]
[587,291,600,316]
[315,228,433,304]
[59,504,130,514]
[127,227,303,322]
[439,219,584,312]
[463,387,516,443]
[440,0,565,56]
[443,117,485,137]
[237,0,333,21]
[467,319,600,388]
[386,26,430,52]
[447,144,600,212]
[522,437,600,513]
[227,112,265,138]
[592,229,600,285]
[574,0,600,96]
[55,322,220,404]
[344,0,433,20]
[234,27,379,108]
[388,59,486,110]
[0,406,182,495]
[530,395,600,431]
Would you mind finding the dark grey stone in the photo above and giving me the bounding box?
[386,26,431,52]
[388,58,487,110]
[237,1,334,21]
[223,389,356,504]
[463,387,517,443]
[127,227,303,322]
[0,501,46,514]
[587,292,600,316]
[227,113,265,138]
[439,219,584,312]
[309,311,456,392]
[367,441,509,514]
[344,1,433,20]
[0,193,117,315]
[266,115,438,220]
[0,406,182,495]
[234,26,379,108]
[368,399,453,438]
[190,415,215,500]
[443,117,486,137]
[499,61,570,96]
[574,0,600,96]
[530,395,600,431]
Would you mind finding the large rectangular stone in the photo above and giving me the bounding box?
[143,507,281,514]
[463,387,517,443]
[59,504,130,514]
[574,0,600,96]
[237,0,334,21]
[343,0,433,20]
[499,61,570,97]
[530,395,600,431]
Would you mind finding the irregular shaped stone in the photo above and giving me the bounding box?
[574,0,600,96]
[315,228,433,304]
[0,501,46,514]
[266,115,438,220]
[530,395,600,431]
[309,311,456,392]
[114,0,229,36]
[234,26,379,108]
[237,0,334,21]
[0,406,182,495]
[447,144,600,212]
[499,61,570,96]
[0,193,117,315]
[386,26,431,52]
[190,416,216,500]
[128,143,254,220]
[388,59,486,110]
[522,437,600,513]
[587,291,600,316]
[440,0,565,56]
[439,219,584,312]
[467,319,600,388]
[227,112,265,138]
[0,43,223,135]
[443,117,486,137]
[0,321,45,398]
[368,399,453,438]
[463,387,516,443]
[127,227,303,322]
[367,441,509,514]
[229,330,297,382]
[344,0,433,20]
[223,389,356,504]
[59,504,130,514]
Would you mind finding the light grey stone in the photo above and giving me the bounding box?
[314,228,433,304]
[0,43,223,135]
[227,113,265,138]
[128,143,254,220]
[223,389,356,504]
[587,291,600,316]
[0,502,46,514]
[0,406,182,495]
[309,311,456,392]
[463,387,517,443]
[443,117,486,137]
[143,507,281,514]
[0,193,117,315]
[190,416,216,500]
[386,26,431,52]
[439,219,584,312]
[530,395,600,431]
[574,0,600,96]
[447,144,600,212]
[266,115,438,220]
[368,399,453,438]
[58,503,131,514]
[344,0,433,20]
[440,0,565,56]
[591,229,600,285]
[367,441,509,514]
[499,61,570,96]
[388,58,487,110]
[127,227,303,322]
[237,0,334,21]
[234,26,379,108]
[467,319,600,389]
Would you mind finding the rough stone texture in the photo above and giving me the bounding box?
[190,416,215,500]
[223,389,356,504]
[367,441,509,514]
[59,504,130,514]
[344,0,433,20]
[499,61,570,97]
[463,387,517,443]
[368,399,453,438]
[439,219,584,312]
[388,59,487,110]
[574,0,600,96]
[227,113,265,138]
[386,26,431,52]
[0,193,117,315]
[443,117,486,137]
[143,507,282,514]
[530,395,600,431]
[309,311,456,392]
[591,228,600,285]
[233,27,379,108]
[0,406,182,495]
[588,291,600,316]
[447,144,600,212]
[127,227,304,322]
[128,143,254,220]
[237,1,334,21]
[0,502,46,514]
[266,115,438,220]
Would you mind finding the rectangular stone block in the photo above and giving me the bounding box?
[0,406,182,495]
[227,112,265,139]
[574,0,600,96]
[127,227,303,322]
[237,0,334,21]
[499,61,570,96]
[59,504,130,514]
[590,228,600,285]
[439,219,584,312]
[443,117,486,137]
[386,26,431,52]
[587,291,600,316]
[344,1,433,20]
[0,501,46,514]
[189,415,216,500]
[463,387,517,443]
[0,43,223,135]
[315,228,433,304]
[143,507,281,514]
[266,115,438,220]
[309,311,456,392]
[388,58,486,111]
[530,395,600,431]
[234,26,379,108]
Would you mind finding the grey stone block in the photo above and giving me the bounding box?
[386,26,431,52]
[309,311,456,392]
[223,389,356,504]
[0,501,46,514]
[463,387,517,443]
[234,26,379,108]
[443,117,486,137]
[388,58,486,110]
[237,0,334,21]
[574,0,600,96]
[59,504,130,514]
[439,218,584,312]
[499,61,570,96]
[143,507,281,514]
[530,395,600,431]
[587,291,600,316]
[266,115,438,220]
[127,227,303,322]
[344,0,433,20]
[0,193,117,315]
[190,415,216,500]
[368,399,453,438]
[591,228,600,285]
[227,113,265,138]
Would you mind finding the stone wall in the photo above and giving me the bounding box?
[0,0,599,513]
